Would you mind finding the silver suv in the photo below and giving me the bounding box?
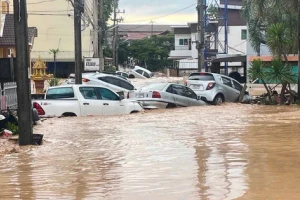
[185,72,250,105]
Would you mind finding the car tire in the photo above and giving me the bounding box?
[213,94,224,105]
[166,103,177,108]
[129,74,135,79]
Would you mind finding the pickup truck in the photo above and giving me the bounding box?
[32,85,143,117]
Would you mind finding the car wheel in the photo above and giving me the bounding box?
[129,74,135,79]
[166,103,177,108]
[213,94,224,105]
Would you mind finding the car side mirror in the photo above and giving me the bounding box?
[197,96,201,100]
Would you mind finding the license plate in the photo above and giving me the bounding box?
[136,94,144,98]
[192,84,200,89]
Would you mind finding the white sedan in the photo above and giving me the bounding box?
[127,83,206,109]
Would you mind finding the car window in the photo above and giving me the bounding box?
[122,73,129,78]
[99,76,133,90]
[188,73,215,81]
[136,69,143,74]
[79,87,98,99]
[184,87,197,99]
[97,88,119,101]
[143,71,150,78]
[232,80,243,91]
[116,72,121,75]
[221,77,233,87]
[170,84,185,96]
[118,79,134,90]
[46,87,75,99]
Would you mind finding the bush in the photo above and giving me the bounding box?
[48,78,61,87]
[104,65,116,73]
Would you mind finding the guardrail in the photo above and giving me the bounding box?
[0,82,17,110]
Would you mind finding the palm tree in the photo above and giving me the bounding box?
[265,58,297,104]
[242,0,298,55]
[49,48,59,78]
[248,59,272,100]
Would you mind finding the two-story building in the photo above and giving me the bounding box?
[169,0,247,77]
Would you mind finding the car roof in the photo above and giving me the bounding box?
[140,82,170,90]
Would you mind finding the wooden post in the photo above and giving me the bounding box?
[13,0,33,145]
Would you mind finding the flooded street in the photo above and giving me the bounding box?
[1,104,300,199]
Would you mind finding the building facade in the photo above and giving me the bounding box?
[169,0,247,76]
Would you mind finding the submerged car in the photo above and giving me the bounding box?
[62,73,135,97]
[127,82,206,109]
[185,72,251,105]
[128,66,153,79]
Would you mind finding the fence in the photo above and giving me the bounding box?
[0,82,17,111]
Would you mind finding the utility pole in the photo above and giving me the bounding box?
[93,0,98,58]
[298,0,300,98]
[197,0,205,72]
[13,0,33,145]
[98,0,104,71]
[74,0,83,84]
[112,0,124,70]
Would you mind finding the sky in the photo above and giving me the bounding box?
[118,0,199,25]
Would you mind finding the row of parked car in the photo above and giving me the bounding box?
[32,70,251,117]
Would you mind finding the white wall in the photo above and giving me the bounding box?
[218,26,247,55]
[170,34,193,58]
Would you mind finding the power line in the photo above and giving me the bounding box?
[123,3,197,23]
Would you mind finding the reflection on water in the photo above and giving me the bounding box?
[0,104,300,199]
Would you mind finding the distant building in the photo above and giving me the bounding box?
[118,24,173,40]
[168,0,247,77]
[0,4,38,61]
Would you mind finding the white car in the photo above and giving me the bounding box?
[62,73,135,97]
[185,72,251,105]
[128,66,153,79]
[128,83,206,109]
[32,85,143,117]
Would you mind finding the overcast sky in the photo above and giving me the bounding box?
[118,0,198,25]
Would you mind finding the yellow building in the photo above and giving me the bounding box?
[0,1,37,59]
[26,0,93,77]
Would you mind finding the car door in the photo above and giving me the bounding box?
[167,84,190,106]
[78,87,103,116]
[220,76,240,102]
[183,86,199,106]
[96,87,124,115]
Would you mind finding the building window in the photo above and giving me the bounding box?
[241,30,247,40]
[179,39,189,46]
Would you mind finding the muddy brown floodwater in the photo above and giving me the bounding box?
[0,104,300,199]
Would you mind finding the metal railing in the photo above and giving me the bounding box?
[0,82,17,110]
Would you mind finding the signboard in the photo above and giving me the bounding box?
[84,57,100,71]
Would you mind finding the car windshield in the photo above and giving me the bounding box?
[140,83,168,91]
[189,73,215,81]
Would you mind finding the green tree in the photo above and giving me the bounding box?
[241,0,297,54]
[128,33,174,71]
[248,59,272,100]
[242,0,298,104]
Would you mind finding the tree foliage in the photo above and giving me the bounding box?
[128,33,175,71]
[241,0,297,55]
